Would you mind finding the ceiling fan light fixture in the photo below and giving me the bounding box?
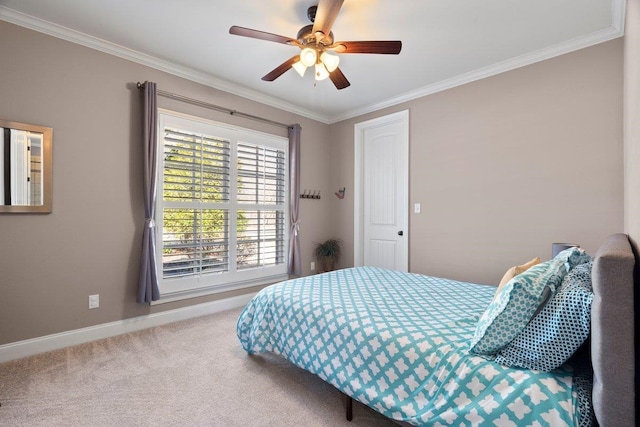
[320,52,339,72]
[292,61,307,77]
[314,62,330,81]
[300,47,317,67]
[229,0,400,90]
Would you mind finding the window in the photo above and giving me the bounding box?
[156,111,288,299]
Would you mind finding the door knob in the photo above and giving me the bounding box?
[397,231,403,236]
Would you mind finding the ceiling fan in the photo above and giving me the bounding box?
[229,0,402,90]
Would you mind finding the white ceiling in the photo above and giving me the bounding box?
[0,0,625,124]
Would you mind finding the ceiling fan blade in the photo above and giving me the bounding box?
[229,26,296,45]
[329,67,350,90]
[262,55,300,82]
[331,41,402,54]
[312,0,344,41]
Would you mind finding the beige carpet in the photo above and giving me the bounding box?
[0,308,397,426]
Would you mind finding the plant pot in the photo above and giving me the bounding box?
[321,256,335,272]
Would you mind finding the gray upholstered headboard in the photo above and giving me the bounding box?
[591,233,636,427]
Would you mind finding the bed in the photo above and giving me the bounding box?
[237,234,637,426]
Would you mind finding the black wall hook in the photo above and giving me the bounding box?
[300,189,321,199]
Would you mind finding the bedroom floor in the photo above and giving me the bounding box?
[0,308,397,426]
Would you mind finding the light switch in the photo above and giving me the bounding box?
[414,203,421,214]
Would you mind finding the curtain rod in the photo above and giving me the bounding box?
[136,82,291,129]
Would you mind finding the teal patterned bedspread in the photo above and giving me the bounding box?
[237,267,581,426]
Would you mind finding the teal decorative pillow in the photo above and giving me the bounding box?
[495,261,593,371]
[469,247,590,355]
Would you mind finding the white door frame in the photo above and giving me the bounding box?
[354,110,409,269]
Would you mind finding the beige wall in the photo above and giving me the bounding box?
[0,21,332,345]
[625,0,640,244]
[0,19,626,345]
[329,40,624,285]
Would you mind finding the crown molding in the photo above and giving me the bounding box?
[0,1,625,125]
[326,0,626,123]
[0,6,333,124]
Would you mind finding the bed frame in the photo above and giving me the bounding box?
[344,233,637,427]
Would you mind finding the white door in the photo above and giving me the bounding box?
[354,110,409,271]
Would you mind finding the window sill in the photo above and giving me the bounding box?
[151,273,288,305]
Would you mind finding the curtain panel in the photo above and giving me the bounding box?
[288,124,302,276]
[137,81,160,303]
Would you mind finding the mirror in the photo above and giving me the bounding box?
[0,119,52,213]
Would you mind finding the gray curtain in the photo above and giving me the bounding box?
[288,124,302,276]
[137,81,160,303]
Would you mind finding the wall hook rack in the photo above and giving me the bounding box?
[300,189,321,199]
[335,187,345,199]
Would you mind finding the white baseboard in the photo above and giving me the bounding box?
[0,293,255,364]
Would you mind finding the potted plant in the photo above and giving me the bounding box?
[314,238,342,272]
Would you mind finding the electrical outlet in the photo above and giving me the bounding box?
[310,261,316,271]
[89,294,100,309]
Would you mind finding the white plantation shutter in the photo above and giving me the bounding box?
[157,112,288,297]
[163,128,230,203]
[236,142,286,269]
[237,143,285,204]
[162,128,231,278]
[162,208,229,277]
